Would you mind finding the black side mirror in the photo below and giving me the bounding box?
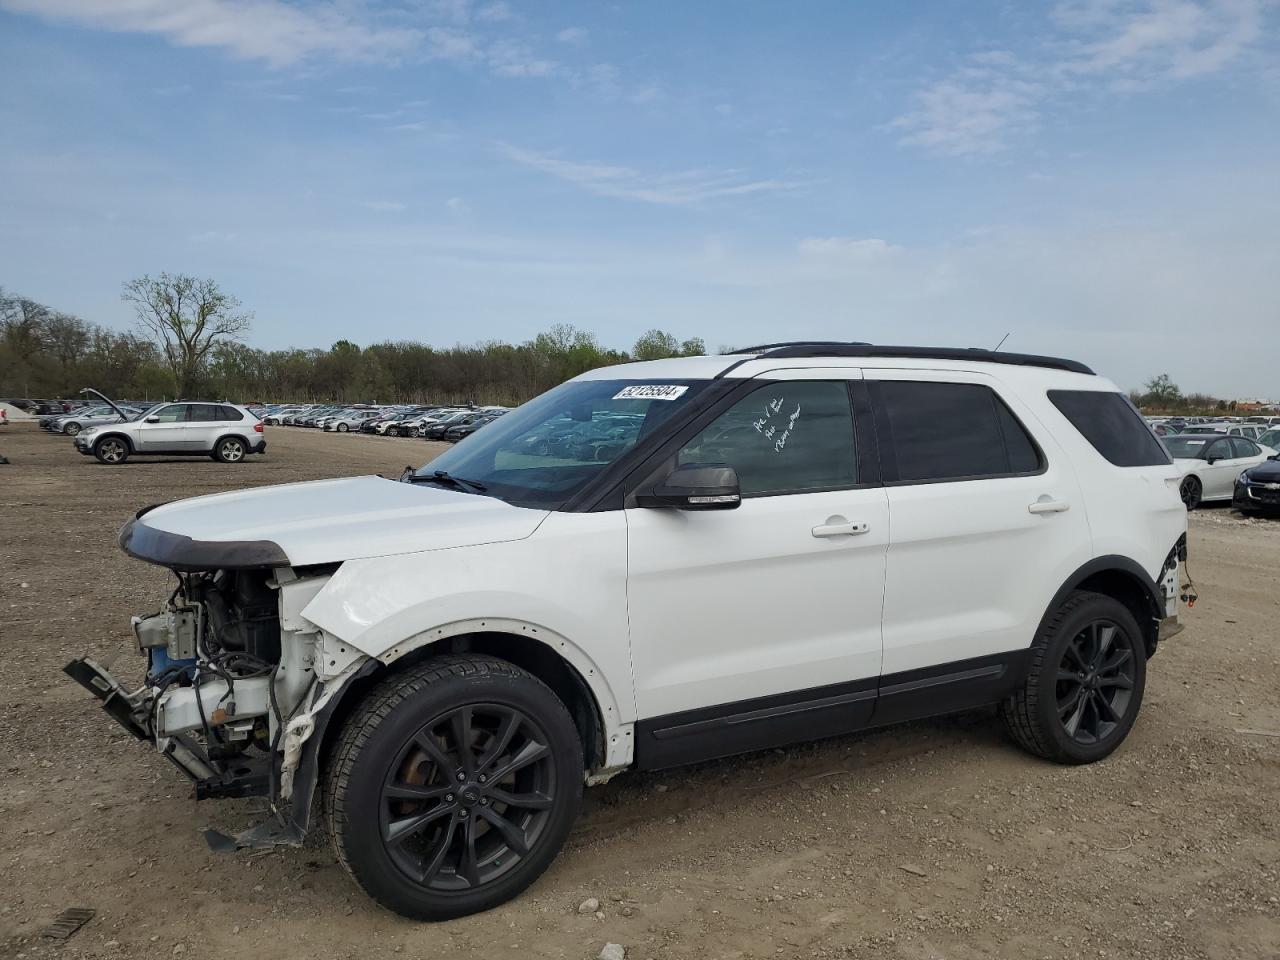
[638,463,741,510]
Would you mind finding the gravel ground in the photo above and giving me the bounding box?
[2,421,1278,960]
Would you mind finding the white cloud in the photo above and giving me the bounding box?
[486,39,557,77]
[0,0,422,66]
[798,237,899,260]
[894,0,1269,155]
[498,144,804,205]
[424,26,479,61]
[556,26,589,45]
[363,200,407,212]
[476,2,512,22]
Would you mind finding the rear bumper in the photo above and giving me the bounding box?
[1157,615,1184,642]
[250,438,267,454]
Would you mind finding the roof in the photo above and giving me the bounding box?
[574,342,1096,383]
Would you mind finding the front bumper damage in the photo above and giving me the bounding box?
[64,566,372,852]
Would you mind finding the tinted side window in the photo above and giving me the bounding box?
[872,381,1043,483]
[1047,390,1171,467]
[1231,437,1258,458]
[217,405,244,421]
[677,381,856,496]
[150,404,187,423]
[187,404,222,422]
[1205,438,1231,460]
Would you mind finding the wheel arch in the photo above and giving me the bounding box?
[93,430,134,452]
[212,432,249,454]
[1040,555,1164,657]
[315,624,621,783]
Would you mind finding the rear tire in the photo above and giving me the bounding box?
[1180,476,1202,510]
[1000,590,1146,765]
[325,655,582,921]
[213,436,246,463]
[93,436,129,465]
[64,422,82,436]
[337,422,349,432]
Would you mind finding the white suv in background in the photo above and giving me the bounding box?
[74,400,265,464]
[68,343,1188,921]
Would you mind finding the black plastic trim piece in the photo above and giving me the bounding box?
[634,651,1030,771]
[726,343,1094,375]
[1040,554,1164,653]
[119,517,291,571]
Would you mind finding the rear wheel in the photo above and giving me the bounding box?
[64,422,82,436]
[337,422,349,432]
[93,436,129,465]
[1000,591,1146,764]
[214,436,246,463]
[1180,476,1202,510]
[325,655,582,921]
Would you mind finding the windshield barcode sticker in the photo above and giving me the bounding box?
[613,385,688,401]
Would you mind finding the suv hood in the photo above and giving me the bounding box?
[120,475,549,570]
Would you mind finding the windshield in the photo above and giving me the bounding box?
[1162,436,1215,459]
[415,378,711,508]
[1259,430,1280,449]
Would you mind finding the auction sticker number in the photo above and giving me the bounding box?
[613,385,689,401]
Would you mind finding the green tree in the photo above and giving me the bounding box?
[122,273,252,397]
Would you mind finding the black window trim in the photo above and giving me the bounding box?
[868,378,1048,487]
[609,375,883,509]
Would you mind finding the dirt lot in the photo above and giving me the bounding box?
[2,420,1278,960]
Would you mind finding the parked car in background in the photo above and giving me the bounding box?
[442,410,505,441]
[421,410,486,440]
[1256,428,1280,451]
[1226,424,1266,440]
[45,403,143,436]
[1234,452,1280,515]
[1163,434,1275,509]
[74,400,266,465]
[325,410,383,432]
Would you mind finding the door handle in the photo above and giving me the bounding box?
[811,519,871,538]
[1027,498,1070,515]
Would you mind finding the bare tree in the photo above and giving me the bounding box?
[122,273,252,397]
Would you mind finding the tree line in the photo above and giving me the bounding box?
[1129,374,1242,416]
[0,277,706,406]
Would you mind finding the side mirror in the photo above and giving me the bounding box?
[639,463,741,510]
[145,416,160,424]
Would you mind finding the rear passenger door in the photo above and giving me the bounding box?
[867,372,1093,718]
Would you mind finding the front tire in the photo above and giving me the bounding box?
[64,422,82,436]
[1180,476,1202,510]
[1000,591,1147,765]
[93,436,129,464]
[325,656,582,921]
[337,422,349,432]
[214,436,246,463]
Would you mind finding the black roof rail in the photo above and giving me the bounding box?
[721,342,1093,376]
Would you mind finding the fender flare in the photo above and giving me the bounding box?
[92,430,134,452]
[1037,554,1164,652]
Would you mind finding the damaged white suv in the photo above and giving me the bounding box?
[68,343,1189,920]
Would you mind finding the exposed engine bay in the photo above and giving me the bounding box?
[64,565,369,848]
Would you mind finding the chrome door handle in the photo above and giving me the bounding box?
[1028,499,1070,515]
[811,520,870,538]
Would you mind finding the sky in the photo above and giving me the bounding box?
[1,0,1278,397]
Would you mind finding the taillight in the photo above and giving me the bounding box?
[254,422,264,433]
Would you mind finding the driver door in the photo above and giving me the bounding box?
[625,374,889,768]
[136,403,188,451]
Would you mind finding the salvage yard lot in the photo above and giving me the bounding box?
[2,422,1278,960]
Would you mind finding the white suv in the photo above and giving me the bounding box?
[74,401,265,464]
[67,344,1188,920]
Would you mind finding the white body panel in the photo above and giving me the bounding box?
[137,476,549,565]
[626,486,889,718]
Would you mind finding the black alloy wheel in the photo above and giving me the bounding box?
[378,704,557,891]
[1180,476,1202,510]
[1000,590,1147,764]
[326,655,582,920]
[1054,618,1136,745]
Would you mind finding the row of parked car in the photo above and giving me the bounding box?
[261,403,510,442]
[1150,419,1280,514]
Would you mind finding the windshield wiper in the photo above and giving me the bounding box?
[406,469,488,494]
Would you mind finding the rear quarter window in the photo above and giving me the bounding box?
[1047,391,1171,467]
